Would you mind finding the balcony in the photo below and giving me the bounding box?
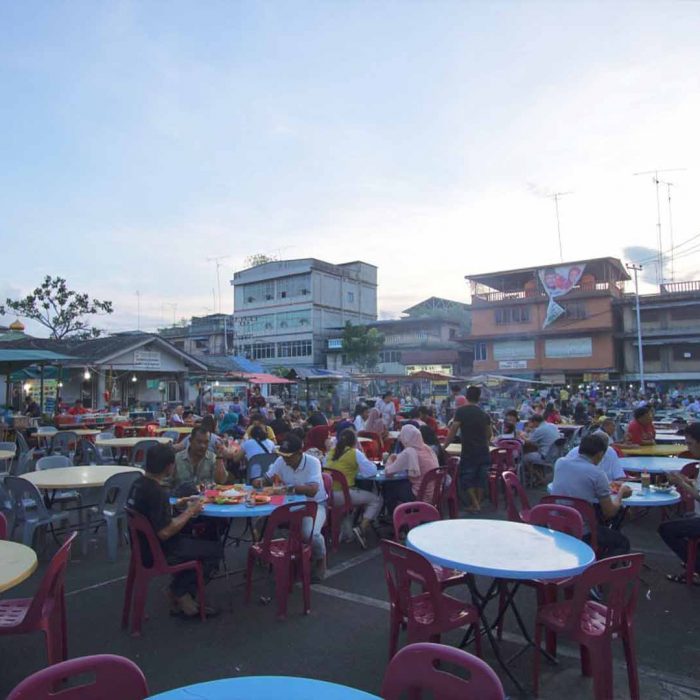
[472,281,625,304]
[660,280,700,294]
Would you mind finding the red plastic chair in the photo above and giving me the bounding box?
[488,448,515,509]
[0,511,7,539]
[381,642,505,700]
[245,501,317,619]
[0,532,77,667]
[323,468,354,552]
[392,502,466,590]
[539,495,600,558]
[417,467,449,511]
[358,430,384,453]
[122,509,206,636]
[303,425,330,453]
[670,462,699,518]
[7,653,149,700]
[533,553,644,700]
[501,471,531,523]
[359,439,381,461]
[444,457,459,518]
[380,539,481,659]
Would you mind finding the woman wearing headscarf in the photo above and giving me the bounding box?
[383,424,439,513]
[218,405,240,436]
[364,407,388,439]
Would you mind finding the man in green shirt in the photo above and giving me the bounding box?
[170,426,228,494]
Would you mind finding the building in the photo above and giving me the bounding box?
[325,296,472,376]
[231,258,377,368]
[466,257,630,386]
[158,313,234,356]
[617,280,700,389]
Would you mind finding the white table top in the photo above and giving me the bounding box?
[0,449,15,461]
[57,429,102,436]
[95,436,172,448]
[156,426,193,434]
[22,465,143,489]
[445,443,498,456]
[620,456,696,473]
[654,434,686,444]
[618,444,687,457]
[0,541,38,593]
[407,519,595,580]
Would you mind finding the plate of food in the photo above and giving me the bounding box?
[650,483,676,494]
[250,494,271,505]
[210,495,245,505]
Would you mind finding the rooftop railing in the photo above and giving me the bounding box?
[472,281,625,303]
[660,280,700,294]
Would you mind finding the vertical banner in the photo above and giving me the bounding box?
[538,264,586,328]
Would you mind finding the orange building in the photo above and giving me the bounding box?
[466,257,630,385]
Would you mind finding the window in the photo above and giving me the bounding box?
[242,281,274,304]
[642,346,661,362]
[194,339,208,349]
[347,291,355,302]
[449,328,456,340]
[167,381,179,402]
[275,310,311,330]
[495,306,530,325]
[673,344,700,361]
[641,309,661,322]
[670,306,700,321]
[251,343,275,360]
[561,302,587,320]
[379,350,403,363]
[475,342,487,361]
[277,274,311,300]
[277,340,312,358]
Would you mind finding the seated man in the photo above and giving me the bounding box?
[624,406,656,445]
[243,412,276,442]
[254,434,328,581]
[169,405,185,426]
[565,432,626,482]
[68,399,88,416]
[551,434,632,558]
[268,408,292,440]
[127,444,221,617]
[659,422,700,584]
[522,414,561,483]
[170,425,229,494]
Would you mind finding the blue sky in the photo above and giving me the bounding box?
[2,1,700,333]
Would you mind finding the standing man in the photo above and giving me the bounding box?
[375,391,397,431]
[442,385,492,512]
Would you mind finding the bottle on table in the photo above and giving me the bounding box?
[641,470,651,491]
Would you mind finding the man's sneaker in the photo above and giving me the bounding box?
[353,526,368,550]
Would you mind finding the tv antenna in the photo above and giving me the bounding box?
[547,191,573,262]
[206,256,230,314]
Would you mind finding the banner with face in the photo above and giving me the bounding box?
[538,264,586,328]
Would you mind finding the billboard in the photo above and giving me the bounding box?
[538,264,586,328]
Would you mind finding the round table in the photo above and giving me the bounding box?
[445,444,498,456]
[0,541,38,593]
[618,444,687,457]
[654,434,686,444]
[356,469,408,483]
[58,429,102,437]
[95,436,172,448]
[546,481,681,507]
[156,426,192,435]
[0,449,15,461]
[620,456,696,474]
[172,494,309,519]
[146,676,381,700]
[407,519,594,580]
[21,465,143,490]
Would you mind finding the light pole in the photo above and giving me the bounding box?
[626,263,645,395]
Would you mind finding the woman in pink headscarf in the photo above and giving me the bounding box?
[364,407,388,439]
[383,424,439,512]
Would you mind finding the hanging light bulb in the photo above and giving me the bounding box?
[23,382,31,393]
[58,381,63,388]
[131,375,137,383]
[214,380,220,386]
[83,369,91,380]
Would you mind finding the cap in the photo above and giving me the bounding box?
[277,433,303,456]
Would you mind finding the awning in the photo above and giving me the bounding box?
[288,367,351,381]
[408,371,456,381]
[0,349,75,363]
[245,373,296,385]
[467,373,553,385]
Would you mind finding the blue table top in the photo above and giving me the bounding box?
[356,469,408,482]
[547,481,681,507]
[146,676,381,699]
[407,519,594,580]
[169,494,308,519]
[620,456,696,473]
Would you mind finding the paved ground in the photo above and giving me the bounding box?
[2,486,700,699]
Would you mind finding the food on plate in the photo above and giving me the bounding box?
[252,494,271,505]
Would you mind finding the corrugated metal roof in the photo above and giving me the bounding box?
[0,349,75,362]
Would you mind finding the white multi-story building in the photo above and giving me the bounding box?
[231,258,377,367]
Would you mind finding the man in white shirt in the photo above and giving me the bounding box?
[258,434,328,581]
[375,391,397,430]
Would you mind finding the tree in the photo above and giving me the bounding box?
[341,322,385,372]
[244,253,278,268]
[0,276,114,339]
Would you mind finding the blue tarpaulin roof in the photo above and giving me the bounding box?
[0,349,75,363]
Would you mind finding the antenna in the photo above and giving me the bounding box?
[547,192,573,262]
[163,302,177,326]
[135,290,141,330]
[658,179,676,283]
[206,256,230,314]
[633,168,685,286]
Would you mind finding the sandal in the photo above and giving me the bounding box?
[666,572,700,586]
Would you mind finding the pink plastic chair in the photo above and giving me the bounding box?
[392,502,466,589]
[381,642,505,700]
[501,471,531,522]
[0,511,7,539]
[323,468,354,552]
[7,653,149,700]
[444,457,459,518]
[245,501,317,619]
[539,495,600,558]
[303,425,330,453]
[122,509,206,636]
[488,448,514,509]
[380,539,481,659]
[417,467,449,511]
[0,532,77,667]
[533,553,644,700]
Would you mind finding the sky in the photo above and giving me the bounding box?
[1,0,700,335]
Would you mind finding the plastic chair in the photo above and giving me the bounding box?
[416,467,448,511]
[0,511,7,539]
[0,440,17,476]
[358,430,384,453]
[0,531,77,667]
[161,430,180,442]
[303,425,331,453]
[130,440,159,468]
[488,448,515,510]
[245,501,318,619]
[88,472,142,560]
[247,453,278,483]
[539,495,600,557]
[122,508,206,636]
[37,455,72,471]
[533,553,644,700]
[381,642,505,700]
[380,539,481,659]
[15,431,30,458]
[50,432,77,458]
[501,471,531,523]
[392,502,467,590]
[7,653,149,700]
[323,468,354,552]
[34,427,57,458]
[14,448,35,476]
[444,457,459,518]
[75,438,104,465]
[4,476,71,546]
[359,439,382,461]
